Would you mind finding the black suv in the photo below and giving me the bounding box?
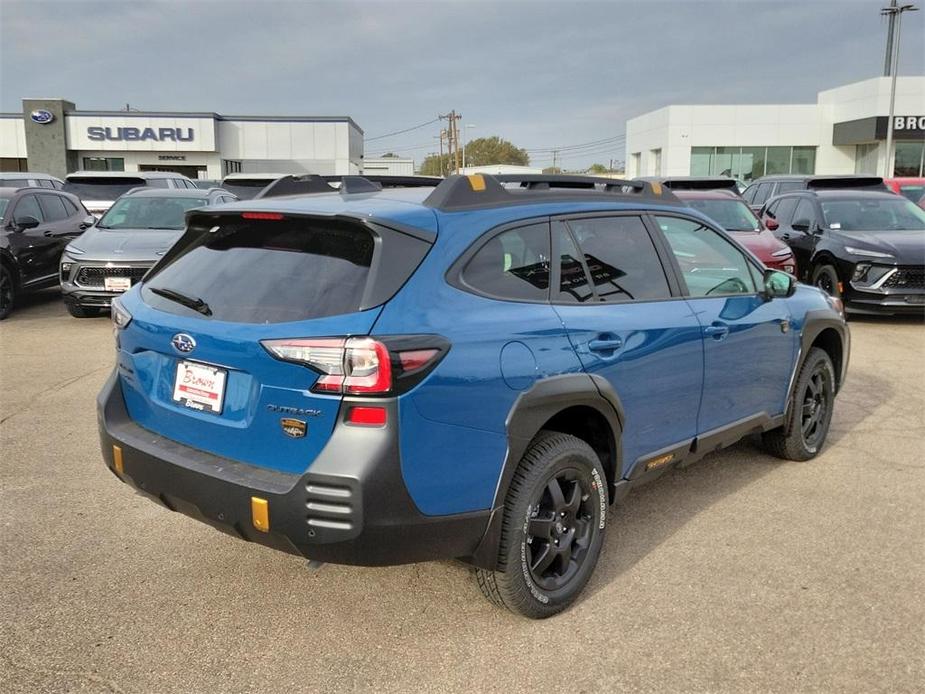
[743,176,887,213]
[760,189,925,314]
[0,187,94,319]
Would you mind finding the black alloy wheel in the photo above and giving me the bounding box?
[0,265,14,320]
[800,361,832,450]
[526,470,596,592]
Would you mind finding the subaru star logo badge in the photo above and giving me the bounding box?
[30,109,54,124]
[171,333,196,354]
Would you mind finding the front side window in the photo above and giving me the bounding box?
[12,194,43,223]
[559,216,671,303]
[792,199,816,227]
[655,216,756,297]
[461,224,550,302]
[772,197,799,225]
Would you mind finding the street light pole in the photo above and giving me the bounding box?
[881,3,918,177]
[462,124,476,171]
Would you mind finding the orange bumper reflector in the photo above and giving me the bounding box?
[251,497,270,532]
[112,445,124,475]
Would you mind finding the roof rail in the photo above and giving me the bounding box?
[422,173,679,211]
[350,175,443,188]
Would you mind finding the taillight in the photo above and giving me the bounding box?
[260,335,448,396]
[242,211,284,220]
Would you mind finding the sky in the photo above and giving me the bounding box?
[2,0,923,170]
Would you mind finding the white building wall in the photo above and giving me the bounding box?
[363,157,415,176]
[625,77,925,178]
[0,117,27,158]
[72,150,222,177]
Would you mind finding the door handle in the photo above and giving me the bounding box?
[781,232,790,240]
[588,336,623,353]
[43,230,55,237]
[703,323,729,340]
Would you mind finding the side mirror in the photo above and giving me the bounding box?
[791,218,811,233]
[14,215,40,231]
[79,216,95,230]
[765,218,779,231]
[763,269,795,299]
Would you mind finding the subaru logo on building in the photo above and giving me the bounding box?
[30,109,54,124]
[171,333,196,354]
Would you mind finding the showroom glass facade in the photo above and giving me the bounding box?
[690,146,816,182]
[894,141,925,176]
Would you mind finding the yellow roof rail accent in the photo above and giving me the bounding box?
[468,174,486,192]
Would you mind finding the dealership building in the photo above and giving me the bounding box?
[0,98,364,179]
[625,77,925,182]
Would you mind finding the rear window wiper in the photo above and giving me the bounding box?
[149,286,212,316]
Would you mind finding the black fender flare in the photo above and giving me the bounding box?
[467,373,624,569]
[783,308,850,427]
[0,250,20,287]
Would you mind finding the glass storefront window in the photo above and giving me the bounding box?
[690,147,712,176]
[894,141,925,177]
[82,157,124,172]
[688,146,814,179]
[765,147,791,175]
[854,143,879,174]
[791,146,816,175]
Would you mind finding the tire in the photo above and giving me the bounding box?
[761,347,836,461]
[0,263,15,320]
[474,430,608,618]
[66,302,99,318]
[812,264,841,299]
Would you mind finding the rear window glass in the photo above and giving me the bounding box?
[98,196,207,230]
[63,178,146,200]
[143,218,375,323]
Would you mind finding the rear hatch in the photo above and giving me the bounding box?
[116,210,432,474]
[63,176,148,216]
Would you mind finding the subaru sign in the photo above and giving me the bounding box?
[30,109,54,124]
[87,126,195,142]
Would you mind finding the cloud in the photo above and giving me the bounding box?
[2,0,922,168]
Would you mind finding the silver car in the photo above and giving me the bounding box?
[60,187,236,317]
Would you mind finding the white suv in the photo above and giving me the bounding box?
[62,171,196,216]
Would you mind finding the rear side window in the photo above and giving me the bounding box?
[37,194,69,222]
[461,224,550,302]
[776,182,803,194]
[560,216,671,302]
[144,218,377,323]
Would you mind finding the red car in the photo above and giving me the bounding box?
[674,189,797,274]
[884,177,925,204]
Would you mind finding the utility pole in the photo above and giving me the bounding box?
[881,3,919,177]
[551,149,559,172]
[440,111,463,174]
[883,0,898,75]
[438,130,446,176]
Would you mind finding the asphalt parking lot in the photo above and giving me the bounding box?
[1,290,923,693]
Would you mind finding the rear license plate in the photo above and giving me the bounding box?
[172,361,227,414]
[104,277,132,292]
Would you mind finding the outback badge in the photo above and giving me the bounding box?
[280,418,307,438]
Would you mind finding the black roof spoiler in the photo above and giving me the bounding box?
[805,176,885,190]
[255,174,444,199]
[636,176,739,191]
[423,174,679,211]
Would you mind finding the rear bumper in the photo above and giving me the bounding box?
[97,371,490,566]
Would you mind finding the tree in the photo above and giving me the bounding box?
[543,166,563,174]
[418,153,451,176]
[464,136,530,167]
[587,163,608,174]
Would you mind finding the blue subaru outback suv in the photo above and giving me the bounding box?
[98,174,849,618]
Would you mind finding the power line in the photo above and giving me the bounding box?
[365,117,440,142]
[524,134,625,154]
